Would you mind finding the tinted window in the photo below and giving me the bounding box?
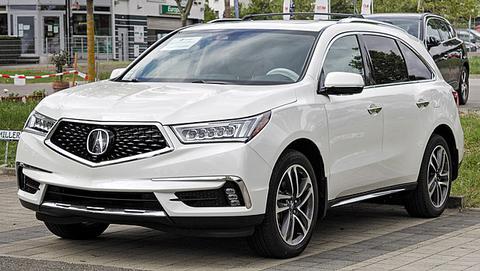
[398,42,432,81]
[321,35,364,86]
[437,20,452,41]
[367,17,420,38]
[364,35,408,85]
[427,19,442,44]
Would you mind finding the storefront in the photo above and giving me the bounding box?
[0,0,204,62]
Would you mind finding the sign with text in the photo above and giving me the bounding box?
[161,5,181,15]
[361,0,372,14]
[133,26,145,43]
[0,130,21,141]
[283,0,291,20]
[314,0,329,20]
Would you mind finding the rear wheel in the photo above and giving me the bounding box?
[458,66,469,105]
[45,222,109,240]
[248,150,318,258]
[404,134,452,218]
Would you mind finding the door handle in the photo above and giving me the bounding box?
[367,104,382,115]
[416,99,430,109]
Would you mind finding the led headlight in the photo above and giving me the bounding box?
[24,111,56,135]
[173,111,271,143]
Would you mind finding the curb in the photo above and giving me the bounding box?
[1,166,15,176]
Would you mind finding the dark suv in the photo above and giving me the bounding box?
[366,13,470,105]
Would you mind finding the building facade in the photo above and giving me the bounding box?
[0,0,204,62]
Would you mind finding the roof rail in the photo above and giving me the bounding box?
[242,12,363,21]
[339,18,408,33]
[207,18,243,23]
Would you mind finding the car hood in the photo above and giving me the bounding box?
[36,80,298,124]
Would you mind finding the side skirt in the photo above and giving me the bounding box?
[328,183,417,209]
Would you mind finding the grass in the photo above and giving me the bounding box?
[0,101,38,167]
[1,100,479,207]
[451,113,480,207]
[0,61,131,84]
[469,56,480,74]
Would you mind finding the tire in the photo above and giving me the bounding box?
[404,134,452,218]
[248,150,319,258]
[458,66,469,105]
[45,222,109,240]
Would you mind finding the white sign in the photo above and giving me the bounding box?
[283,0,291,20]
[0,130,21,141]
[314,0,329,20]
[134,26,144,43]
[361,0,372,14]
[161,37,202,50]
[133,44,140,57]
[14,75,26,86]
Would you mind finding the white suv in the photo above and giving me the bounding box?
[16,16,464,258]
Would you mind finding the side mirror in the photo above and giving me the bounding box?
[427,36,441,49]
[109,68,126,80]
[324,72,365,95]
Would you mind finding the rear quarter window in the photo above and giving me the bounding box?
[398,42,433,81]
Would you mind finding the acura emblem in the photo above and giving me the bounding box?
[87,129,112,155]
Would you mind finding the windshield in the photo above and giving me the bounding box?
[369,18,421,38]
[121,29,318,85]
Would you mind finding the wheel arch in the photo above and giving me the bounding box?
[283,138,328,219]
[431,124,459,180]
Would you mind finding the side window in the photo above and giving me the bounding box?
[363,35,408,85]
[398,42,433,81]
[321,35,364,87]
[427,19,441,44]
[438,20,452,41]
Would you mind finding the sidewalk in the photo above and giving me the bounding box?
[0,83,54,97]
[1,174,479,271]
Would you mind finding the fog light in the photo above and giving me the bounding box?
[225,187,241,207]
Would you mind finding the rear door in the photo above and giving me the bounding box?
[322,34,385,199]
[361,34,437,187]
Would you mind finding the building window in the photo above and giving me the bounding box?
[72,14,111,36]
[0,14,7,35]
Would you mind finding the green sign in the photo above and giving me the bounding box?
[161,5,181,15]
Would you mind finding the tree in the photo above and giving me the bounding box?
[174,0,194,26]
[204,4,217,22]
[86,0,95,82]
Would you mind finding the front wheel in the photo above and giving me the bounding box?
[248,150,318,258]
[45,222,109,240]
[404,134,452,218]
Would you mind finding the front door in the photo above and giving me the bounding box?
[14,16,36,55]
[320,34,384,200]
[42,15,64,55]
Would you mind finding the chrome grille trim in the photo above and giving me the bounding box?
[44,118,174,167]
[42,202,167,217]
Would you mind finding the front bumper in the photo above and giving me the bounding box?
[16,127,272,234]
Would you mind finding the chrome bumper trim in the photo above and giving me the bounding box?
[152,175,253,209]
[42,202,167,217]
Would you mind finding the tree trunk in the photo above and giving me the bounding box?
[86,0,96,82]
[224,0,231,18]
[181,13,188,27]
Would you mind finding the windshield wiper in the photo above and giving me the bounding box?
[190,80,228,85]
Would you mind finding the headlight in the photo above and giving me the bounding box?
[173,111,271,143]
[24,111,57,135]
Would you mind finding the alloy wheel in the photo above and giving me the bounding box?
[461,69,469,102]
[275,164,315,246]
[427,145,450,208]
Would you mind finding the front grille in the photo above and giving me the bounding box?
[44,185,163,211]
[49,121,169,163]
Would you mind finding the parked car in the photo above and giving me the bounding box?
[456,30,479,52]
[366,13,470,105]
[16,15,464,259]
